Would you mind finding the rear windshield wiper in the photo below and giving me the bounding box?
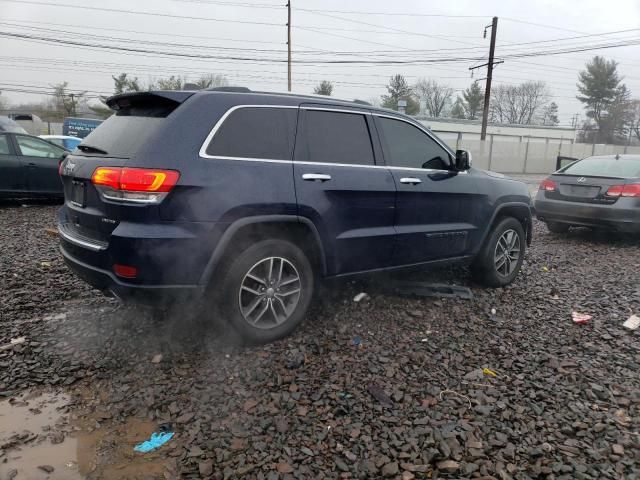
[77,144,108,155]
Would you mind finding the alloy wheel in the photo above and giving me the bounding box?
[238,256,301,329]
[494,229,521,277]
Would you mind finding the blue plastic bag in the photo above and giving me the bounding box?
[134,431,175,453]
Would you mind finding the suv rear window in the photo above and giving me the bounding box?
[298,110,374,165]
[561,156,640,178]
[206,107,297,160]
[79,98,179,157]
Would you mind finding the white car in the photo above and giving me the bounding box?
[39,135,82,151]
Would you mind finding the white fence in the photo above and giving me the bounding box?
[433,131,640,174]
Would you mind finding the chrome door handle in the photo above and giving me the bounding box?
[400,177,421,185]
[302,173,331,182]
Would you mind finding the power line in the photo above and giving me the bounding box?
[501,17,586,35]
[0,18,289,46]
[0,0,284,26]
[297,9,484,47]
[3,29,640,65]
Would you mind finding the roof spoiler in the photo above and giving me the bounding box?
[106,91,195,110]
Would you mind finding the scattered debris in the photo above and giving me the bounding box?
[37,465,55,473]
[353,292,369,302]
[438,389,472,410]
[40,261,52,268]
[482,368,497,377]
[572,311,592,324]
[622,314,640,330]
[133,431,175,453]
[151,354,163,364]
[491,308,497,315]
[351,336,363,348]
[389,281,473,300]
[44,228,59,237]
[0,337,26,352]
[286,350,306,369]
[542,266,549,272]
[367,384,393,407]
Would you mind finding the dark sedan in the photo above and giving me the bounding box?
[535,154,640,233]
[0,131,67,198]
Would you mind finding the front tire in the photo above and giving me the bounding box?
[214,239,314,344]
[472,217,525,287]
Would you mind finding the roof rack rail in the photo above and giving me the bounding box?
[352,99,372,106]
[206,86,252,92]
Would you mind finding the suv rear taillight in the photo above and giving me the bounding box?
[91,167,180,203]
[540,179,557,191]
[606,184,640,197]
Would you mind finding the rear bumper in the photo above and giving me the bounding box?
[61,244,201,304]
[534,196,640,233]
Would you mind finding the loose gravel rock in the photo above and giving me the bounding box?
[1,201,639,478]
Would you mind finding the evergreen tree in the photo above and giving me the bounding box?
[381,74,419,115]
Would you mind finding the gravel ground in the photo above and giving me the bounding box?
[1,201,639,479]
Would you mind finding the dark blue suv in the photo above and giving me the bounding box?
[58,89,532,343]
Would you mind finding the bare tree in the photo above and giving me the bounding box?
[414,79,454,118]
[630,100,640,142]
[154,76,184,90]
[194,74,229,89]
[51,82,87,117]
[490,81,550,125]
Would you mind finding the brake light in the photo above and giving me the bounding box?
[91,167,180,203]
[120,168,179,192]
[540,179,557,191]
[606,184,640,197]
[113,264,138,278]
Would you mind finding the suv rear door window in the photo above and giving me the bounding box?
[299,110,374,165]
[206,107,297,160]
[377,117,451,170]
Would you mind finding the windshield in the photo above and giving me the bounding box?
[560,156,640,178]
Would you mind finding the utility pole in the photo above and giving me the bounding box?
[287,1,291,92]
[69,93,75,116]
[469,17,501,141]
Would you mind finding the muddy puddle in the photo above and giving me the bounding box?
[0,391,170,480]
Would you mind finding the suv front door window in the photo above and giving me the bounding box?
[294,107,396,273]
[377,116,451,171]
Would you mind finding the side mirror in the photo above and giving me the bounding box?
[61,151,69,160]
[455,150,472,171]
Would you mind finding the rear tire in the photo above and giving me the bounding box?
[546,221,570,233]
[472,217,525,287]
[212,239,314,344]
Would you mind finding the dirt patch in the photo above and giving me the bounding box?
[0,390,170,480]
[0,391,79,479]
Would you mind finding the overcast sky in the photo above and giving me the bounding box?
[1,0,639,126]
